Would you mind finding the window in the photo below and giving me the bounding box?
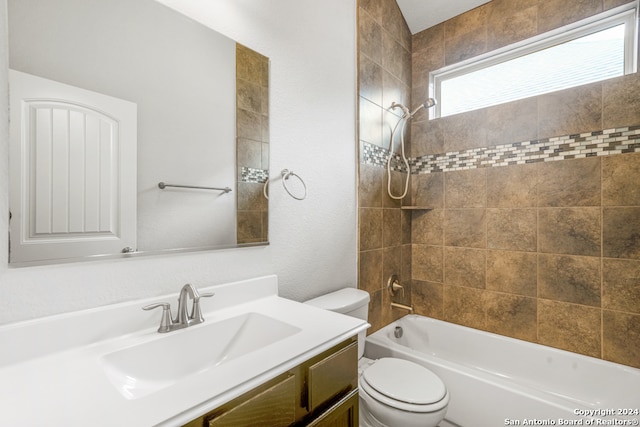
[430,3,638,118]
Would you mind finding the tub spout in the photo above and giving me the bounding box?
[390,302,413,313]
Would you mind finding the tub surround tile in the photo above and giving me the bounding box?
[444,286,487,330]
[603,207,640,259]
[537,0,602,34]
[358,7,383,64]
[538,208,601,257]
[359,250,383,295]
[603,310,640,369]
[412,173,444,208]
[485,293,537,342]
[359,55,383,106]
[412,209,443,246]
[412,245,444,283]
[382,31,411,84]
[445,168,487,208]
[359,97,383,147]
[444,247,486,289]
[410,119,444,157]
[487,163,537,208]
[442,109,488,153]
[382,209,402,247]
[487,0,538,51]
[445,209,486,248]
[401,211,412,245]
[486,250,537,297]
[401,244,412,280]
[538,254,601,307]
[538,300,602,358]
[603,259,640,314]
[383,247,402,291]
[364,125,640,176]
[359,163,383,208]
[359,208,383,251]
[366,289,385,334]
[487,208,537,252]
[359,0,640,370]
[537,157,601,207]
[603,72,640,130]
[412,280,444,320]
[382,69,409,115]
[602,152,640,206]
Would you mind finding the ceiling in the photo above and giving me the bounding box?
[396,0,492,34]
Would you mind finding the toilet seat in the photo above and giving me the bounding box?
[360,358,448,413]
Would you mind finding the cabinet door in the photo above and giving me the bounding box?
[207,375,296,427]
[306,390,358,427]
[308,342,358,412]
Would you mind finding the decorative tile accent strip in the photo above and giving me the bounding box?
[361,142,410,173]
[361,125,640,174]
[414,125,640,174]
[241,167,269,183]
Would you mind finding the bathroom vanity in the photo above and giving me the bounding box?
[183,337,359,426]
[0,276,367,426]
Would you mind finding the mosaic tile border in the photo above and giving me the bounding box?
[241,167,269,184]
[361,142,409,173]
[361,125,640,174]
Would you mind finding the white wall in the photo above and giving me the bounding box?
[0,0,357,325]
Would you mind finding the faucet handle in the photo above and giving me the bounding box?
[142,302,174,333]
[190,292,215,324]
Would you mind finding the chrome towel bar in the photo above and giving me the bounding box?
[158,182,232,193]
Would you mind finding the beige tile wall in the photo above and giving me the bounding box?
[407,0,640,368]
[357,0,413,331]
[236,44,269,244]
[358,0,640,369]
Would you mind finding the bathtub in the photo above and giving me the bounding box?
[364,315,640,427]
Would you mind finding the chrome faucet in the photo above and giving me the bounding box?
[142,284,215,333]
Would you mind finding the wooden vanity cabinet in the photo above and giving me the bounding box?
[182,337,359,427]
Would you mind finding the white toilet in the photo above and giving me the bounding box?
[305,288,449,427]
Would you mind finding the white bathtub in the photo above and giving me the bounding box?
[364,315,640,427]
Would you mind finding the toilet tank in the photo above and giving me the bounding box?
[305,288,370,358]
[304,288,370,320]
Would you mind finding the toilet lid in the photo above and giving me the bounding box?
[361,358,446,405]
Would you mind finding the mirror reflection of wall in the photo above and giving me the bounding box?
[7,0,269,265]
[236,44,269,244]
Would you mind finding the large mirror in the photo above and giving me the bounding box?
[7,0,269,265]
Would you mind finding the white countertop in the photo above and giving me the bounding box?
[0,275,368,426]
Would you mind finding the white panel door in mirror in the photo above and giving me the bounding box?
[9,70,137,264]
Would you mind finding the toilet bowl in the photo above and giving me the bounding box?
[305,288,449,427]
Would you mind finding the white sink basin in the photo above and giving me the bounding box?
[100,312,301,399]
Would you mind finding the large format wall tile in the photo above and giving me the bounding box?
[445,209,487,248]
[487,208,537,251]
[537,157,601,207]
[603,258,640,314]
[412,245,444,283]
[486,250,537,297]
[444,247,486,289]
[538,254,601,307]
[603,310,640,369]
[538,208,601,256]
[602,152,640,206]
[486,164,537,208]
[485,292,537,342]
[538,300,601,358]
[603,207,640,259]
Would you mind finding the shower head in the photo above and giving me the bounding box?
[410,98,437,116]
[423,98,437,108]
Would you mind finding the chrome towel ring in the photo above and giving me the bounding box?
[280,169,307,200]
